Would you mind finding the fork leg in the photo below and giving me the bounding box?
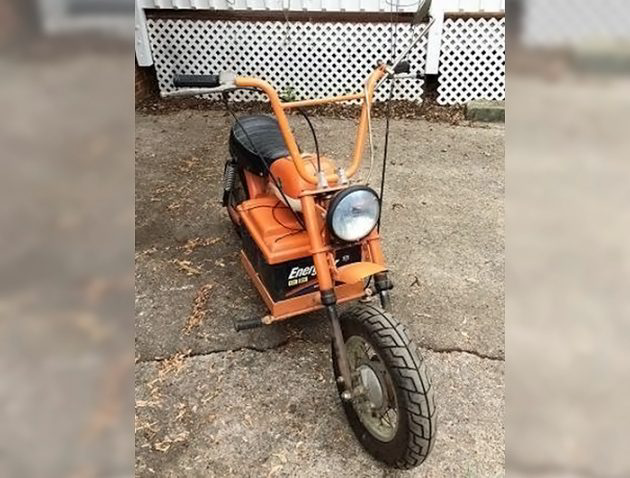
[374,272,393,310]
[322,291,352,399]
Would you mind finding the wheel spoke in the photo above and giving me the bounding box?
[381,411,392,428]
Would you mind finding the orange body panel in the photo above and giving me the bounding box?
[237,196,311,264]
[240,251,364,321]
[235,187,388,318]
[243,170,267,198]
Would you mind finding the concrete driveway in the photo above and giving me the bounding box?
[135,109,504,477]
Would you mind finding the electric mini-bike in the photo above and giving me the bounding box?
[167,0,436,468]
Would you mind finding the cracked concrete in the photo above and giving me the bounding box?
[137,338,297,364]
[135,343,504,478]
[135,109,504,475]
[421,346,504,362]
[138,336,505,366]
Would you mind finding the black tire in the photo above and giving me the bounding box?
[332,304,437,469]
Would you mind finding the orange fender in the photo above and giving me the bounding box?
[336,262,386,284]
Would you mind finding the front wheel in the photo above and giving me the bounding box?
[331,304,437,469]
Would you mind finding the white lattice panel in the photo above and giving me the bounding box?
[146,18,427,103]
[437,17,505,105]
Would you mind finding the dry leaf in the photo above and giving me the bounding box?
[184,284,214,332]
[182,237,221,255]
[172,259,202,276]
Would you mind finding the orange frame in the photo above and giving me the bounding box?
[232,65,389,322]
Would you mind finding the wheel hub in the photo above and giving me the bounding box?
[345,335,399,442]
[358,364,384,409]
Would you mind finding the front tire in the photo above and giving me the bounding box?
[332,304,437,469]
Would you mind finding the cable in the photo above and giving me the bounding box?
[272,200,303,231]
[377,80,395,232]
[364,83,375,185]
[221,92,306,230]
[377,0,400,232]
[295,108,322,174]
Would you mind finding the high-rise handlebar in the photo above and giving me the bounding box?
[166,10,434,186]
[164,65,387,186]
[233,66,386,186]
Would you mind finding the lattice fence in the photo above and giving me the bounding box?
[147,18,428,103]
[147,17,505,106]
[437,17,505,105]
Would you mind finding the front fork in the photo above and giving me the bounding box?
[324,278,394,399]
[374,271,394,310]
[322,271,394,398]
[302,194,394,398]
[321,290,353,399]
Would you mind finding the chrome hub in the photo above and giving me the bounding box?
[358,364,384,409]
[345,335,399,442]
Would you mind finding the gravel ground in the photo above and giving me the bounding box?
[135,109,504,476]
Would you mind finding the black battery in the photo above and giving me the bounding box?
[241,227,362,302]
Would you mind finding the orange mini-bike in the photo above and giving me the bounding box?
[168,0,436,468]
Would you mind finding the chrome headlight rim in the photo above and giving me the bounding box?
[326,185,381,243]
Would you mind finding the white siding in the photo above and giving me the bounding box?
[137,0,505,13]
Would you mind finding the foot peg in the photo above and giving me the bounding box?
[233,317,263,332]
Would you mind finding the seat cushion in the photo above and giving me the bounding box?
[229,115,293,175]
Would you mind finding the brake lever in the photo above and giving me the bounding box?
[161,85,232,98]
[374,16,435,90]
[162,71,238,99]
[389,73,426,80]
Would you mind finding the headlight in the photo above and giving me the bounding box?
[327,186,380,242]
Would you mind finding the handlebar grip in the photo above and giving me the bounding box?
[173,74,220,88]
[393,61,410,74]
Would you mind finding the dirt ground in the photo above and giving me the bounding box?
[135,109,504,477]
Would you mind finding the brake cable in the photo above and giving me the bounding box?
[376,1,428,231]
[377,1,400,232]
[364,83,376,185]
[295,108,322,174]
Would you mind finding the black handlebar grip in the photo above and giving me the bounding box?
[173,74,220,88]
[393,61,411,74]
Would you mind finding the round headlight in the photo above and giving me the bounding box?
[327,186,380,242]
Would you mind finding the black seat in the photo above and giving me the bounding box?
[229,115,294,175]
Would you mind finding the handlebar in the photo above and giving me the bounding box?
[165,67,387,185]
[235,69,386,186]
[165,11,433,185]
[169,57,429,185]
[173,74,220,88]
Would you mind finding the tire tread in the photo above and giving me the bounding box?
[338,304,437,469]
